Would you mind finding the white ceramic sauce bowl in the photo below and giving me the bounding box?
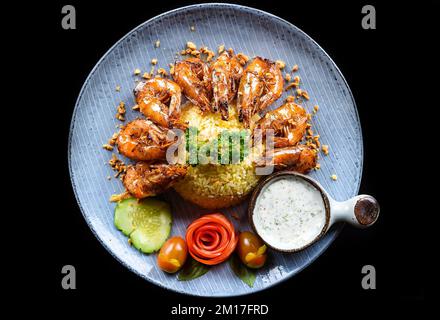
[248,171,380,253]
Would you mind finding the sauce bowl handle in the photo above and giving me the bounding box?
[329,195,380,228]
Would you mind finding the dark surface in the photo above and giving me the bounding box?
[28,0,426,312]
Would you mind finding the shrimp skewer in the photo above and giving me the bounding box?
[117,119,173,161]
[255,102,308,148]
[210,50,243,120]
[123,162,188,198]
[237,57,283,128]
[134,78,182,128]
[173,57,212,112]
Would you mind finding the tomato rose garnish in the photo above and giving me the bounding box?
[186,213,238,265]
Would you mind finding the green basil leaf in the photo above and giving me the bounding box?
[229,254,256,287]
[178,257,210,281]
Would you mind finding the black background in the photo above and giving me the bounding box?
[29,0,428,313]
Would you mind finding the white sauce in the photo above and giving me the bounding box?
[253,176,326,250]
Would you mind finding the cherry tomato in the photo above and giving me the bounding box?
[157,236,188,273]
[237,231,267,269]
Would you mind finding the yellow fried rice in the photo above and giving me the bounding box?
[173,103,261,209]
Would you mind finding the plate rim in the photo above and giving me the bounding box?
[68,3,363,297]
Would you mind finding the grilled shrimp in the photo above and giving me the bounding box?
[173,57,212,112]
[237,57,283,128]
[123,162,188,198]
[270,145,317,173]
[210,50,243,120]
[134,78,182,128]
[255,102,308,148]
[117,119,173,161]
[256,145,317,173]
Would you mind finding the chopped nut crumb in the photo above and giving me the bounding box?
[116,101,126,122]
[313,105,319,114]
[315,163,321,170]
[142,72,151,80]
[285,76,300,91]
[301,90,310,100]
[322,144,329,155]
[190,49,200,57]
[236,53,249,66]
[102,144,114,151]
[291,64,299,72]
[186,41,197,50]
[307,128,314,136]
[157,68,168,76]
[284,73,291,82]
[132,104,140,111]
[286,95,295,102]
[107,176,112,180]
[169,63,175,75]
[108,132,118,146]
[200,46,215,62]
[109,154,127,179]
[218,44,225,54]
[155,40,160,48]
[331,174,338,181]
[117,101,125,114]
[276,60,286,70]
[312,135,321,149]
[180,49,187,55]
[115,85,120,92]
[134,68,141,75]
[285,81,299,91]
[151,58,158,65]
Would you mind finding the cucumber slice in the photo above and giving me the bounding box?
[114,198,172,253]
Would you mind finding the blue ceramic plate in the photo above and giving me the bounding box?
[69,4,363,296]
